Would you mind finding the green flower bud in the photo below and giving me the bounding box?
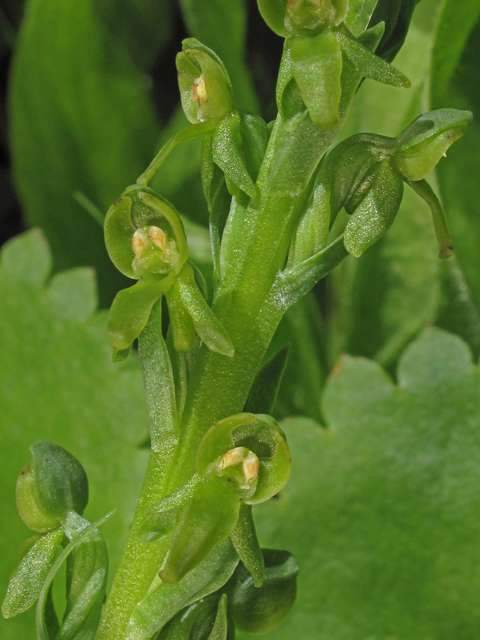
[227,549,299,634]
[197,413,291,505]
[16,442,88,532]
[285,0,347,33]
[393,109,472,181]
[104,185,188,281]
[257,0,346,37]
[176,39,233,124]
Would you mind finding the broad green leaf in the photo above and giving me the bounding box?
[178,0,258,112]
[10,0,160,305]
[96,0,173,70]
[430,0,480,106]
[247,328,480,639]
[0,227,51,286]
[0,231,149,639]
[48,268,97,322]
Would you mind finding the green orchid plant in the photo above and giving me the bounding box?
[3,1,472,638]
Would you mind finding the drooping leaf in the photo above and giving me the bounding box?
[9,0,160,305]
[247,328,480,639]
[0,231,149,639]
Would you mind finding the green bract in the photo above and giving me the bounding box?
[176,39,233,124]
[16,441,88,532]
[104,185,233,355]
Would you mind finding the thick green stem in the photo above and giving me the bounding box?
[97,54,364,640]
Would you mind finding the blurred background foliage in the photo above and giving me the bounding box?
[2,0,480,637]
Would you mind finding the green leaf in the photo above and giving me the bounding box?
[48,268,97,322]
[430,0,480,105]
[435,257,480,359]
[127,539,239,640]
[0,231,149,639]
[9,0,160,304]
[176,264,234,357]
[178,0,258,112]
[56,513,108,640]
[367,0,420,62]
[96,0,173,70]
[2,529,64,618]
[247,328,480,639]
[0,228,51,286]
[138,301,179,455]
